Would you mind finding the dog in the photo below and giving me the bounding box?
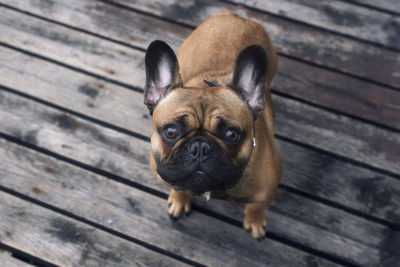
[143,12,282,239]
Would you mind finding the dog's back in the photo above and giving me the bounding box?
[177,12,278,89]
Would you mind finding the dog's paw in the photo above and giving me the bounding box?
[243,217,267,240]
[243,205,268,239]
[167,190,191,219]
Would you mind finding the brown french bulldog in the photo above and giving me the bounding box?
[143,12,282,239]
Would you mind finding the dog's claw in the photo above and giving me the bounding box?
[169,214,180,221]
[257,236,266,242]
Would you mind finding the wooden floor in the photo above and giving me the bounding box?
[0,0,399,266]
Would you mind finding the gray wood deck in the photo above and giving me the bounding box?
[0,0,399,266]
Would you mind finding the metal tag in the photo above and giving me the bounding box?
[202,191,211,201]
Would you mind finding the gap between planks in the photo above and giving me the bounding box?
[0,1,400,134]
[1,0,399,91]
[1,42,399,178]
[1,77,399,230]
[1,45,400,224]
[102,0,400,87]
[217,0,400,51]
[0,139,340,267]
[340,0,400,17]
[0,132,370,267]
[0,190,197,267]
[0,0,398,264]
[0,245,38,267]
[1,1,399,132]
[0,90,399,266]
[1,39,399,135]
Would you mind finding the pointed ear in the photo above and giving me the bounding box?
[144,40,182,115]
[232,45,268,119]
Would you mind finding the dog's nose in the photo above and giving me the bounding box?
[189,141,199,157]
[188,138,211,159]
[201,142,210,156]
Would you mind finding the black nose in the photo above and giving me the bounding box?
[188,138,211,160]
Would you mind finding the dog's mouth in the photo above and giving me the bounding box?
[167,169,213,184]
[165,169,236,194]
[195,170,206,176]
[155,143,247,193]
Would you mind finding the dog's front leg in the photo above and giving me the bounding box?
[167,189,192,219]
[243,201,268,240]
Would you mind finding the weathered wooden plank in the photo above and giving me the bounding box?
[3,0,400,90]
[275,57,400,131]
[344,0,400,14]
[0,250,33,267]
[108,0,400,88]
[199,195,400,267]
[0,46,399,224]
[0,140,337,267]
[0,7,144,86]
[1,90,399,266]
[0,48,150,135]
[0,193,189,267]
[274,94,400,175]
[0,1,396,266]
[228,0,400,49]
[0,7,145,90]
[277,141,400,225]
[1,44,399,175]
[1,6,399,131]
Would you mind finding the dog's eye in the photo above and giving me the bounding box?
[163,126,178,139]
[224,129,240,143]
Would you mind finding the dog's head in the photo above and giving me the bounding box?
[144,40,268,193]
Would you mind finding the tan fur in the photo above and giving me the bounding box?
[150,12,282,239]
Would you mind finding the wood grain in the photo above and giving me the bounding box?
[0,139,337,267]
[273,94,400,175]
[229,0,400,49]
[0,45,399,224]
[1,44,399,175]
[108,0,400,88]
[1,90,399,266]
[0,192,189,267]
[344,0,400,14]
[3,0,399,89]
[1,6,399,131]
[0,251,34,267]
[0,1,399,265]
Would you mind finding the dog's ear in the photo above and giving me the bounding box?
[144,40,182,115]
[232,45,268,119]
